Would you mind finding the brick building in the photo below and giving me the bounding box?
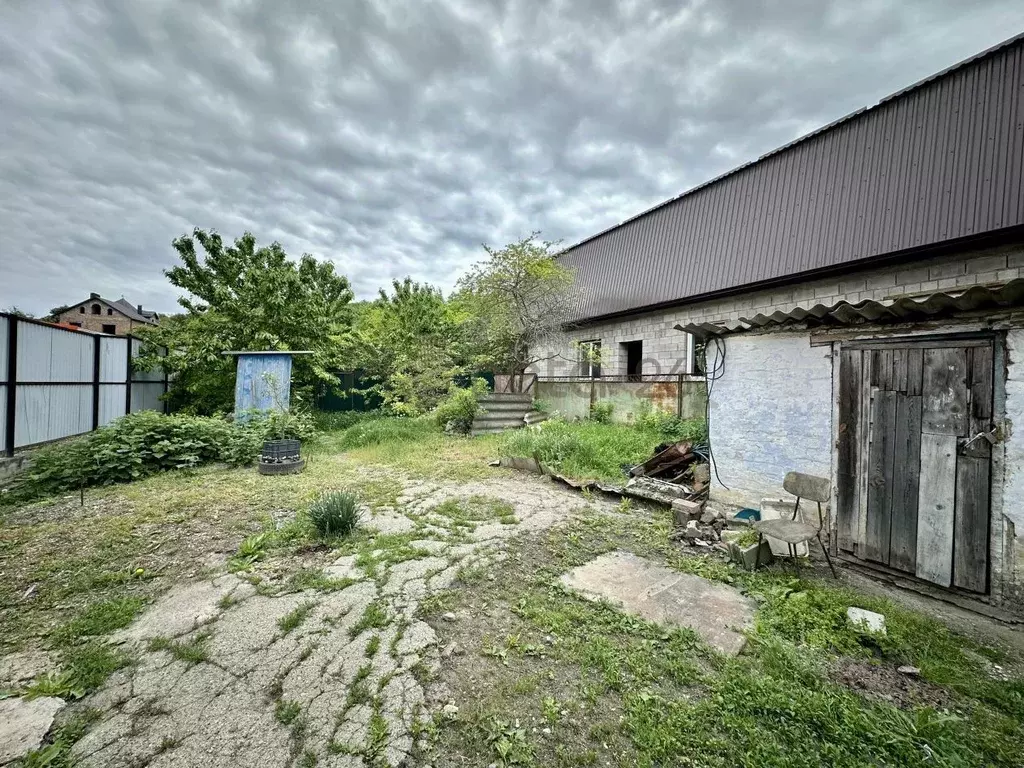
[529,35,1024,614]
[56,293,160,335]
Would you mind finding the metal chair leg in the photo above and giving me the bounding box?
[817,532,838,579]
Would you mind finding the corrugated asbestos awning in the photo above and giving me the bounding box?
[675,279,1024,338]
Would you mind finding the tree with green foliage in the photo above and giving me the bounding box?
[137,229,353,414]
[454,234,576,387]
[346,277,463,415]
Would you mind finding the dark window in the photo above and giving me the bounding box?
[91,303,101,315]
[70,321,82,327]
[102,324,116,335]
[79,307,84,313]
[107,308,112,315]
[578,340,601,378]
[623,340,643,380]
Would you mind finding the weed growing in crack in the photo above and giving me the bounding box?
[26,642,129,701]
[286,568,356,593]
[15,708,101,767]
[350,599,390,638]
[365,635,381,658]
[278,600,317,635]
[229,532,272,572]
[345,664,373,710]
[147,631,211,666]
[157,735,182,754]
[275,699,302,726]
[217,593,239,610]
[365,707,390,763]
[418,589,457,617]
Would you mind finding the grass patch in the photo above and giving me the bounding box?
[52,596,144,645]
[318,415,440,452]
[286,568,357,593]
[431,507,1024,768]
[16,708,101,767]
[425,496,518,533]
[497,418,706,482]
[278,600,318,635]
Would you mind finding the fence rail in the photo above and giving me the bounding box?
[1,314,168,456]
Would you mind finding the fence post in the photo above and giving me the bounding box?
[677,373,684,419]
[4,316,17,457]
[125,336,133,416]
[91,335,101,430]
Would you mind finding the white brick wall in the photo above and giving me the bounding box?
[531,242,1024,377]
[706,333,834,509]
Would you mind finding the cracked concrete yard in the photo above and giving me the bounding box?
[66,474,606,768]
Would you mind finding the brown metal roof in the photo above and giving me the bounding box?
[562,34,1024,323]
[675,278,1024,337]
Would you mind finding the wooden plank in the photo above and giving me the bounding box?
[865,390,897,564]
[953,455,990,593]
[888,394,922,573]
[961,344,995,455]
[872,348,893,390]
[836,349,861,552]
[905,347,923,396]
[921,347,968,435]
[891,348,908,393]
[916,433,958,586]
[856,359,872,555]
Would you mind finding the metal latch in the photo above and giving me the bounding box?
[960,427,1000,452]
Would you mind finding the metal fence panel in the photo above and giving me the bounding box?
[16,384,93,447]
[2,315,169,455]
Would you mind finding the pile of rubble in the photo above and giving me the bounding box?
[668,496,731,549]
[622,441,710,505]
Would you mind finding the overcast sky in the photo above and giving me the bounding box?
[2,1,1022,316]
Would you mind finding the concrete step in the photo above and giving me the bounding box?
[523,410,548,425]
[478,402,533,414]
[472,415,528,428]
[480,393,534,404]
[471,423,527,436]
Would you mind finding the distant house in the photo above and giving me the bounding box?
[529,34,1024,614]
[56,293,160,336]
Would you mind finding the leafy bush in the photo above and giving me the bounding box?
[246,407,316,441]
[434,378,489,435]
[589,400,614,423]
[309,491,361,539]
[633,400,708,443]
[16,411,266,498]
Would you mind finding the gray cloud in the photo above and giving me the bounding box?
[1,0,1022,316]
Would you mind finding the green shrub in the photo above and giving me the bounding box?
[309,491,361,539]
[633,399,708,443]
[434,378,489,434]
[245,407,316,441]
[16,411,266,498]
[590,400,614,423]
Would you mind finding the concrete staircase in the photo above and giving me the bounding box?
[471,393,546,436]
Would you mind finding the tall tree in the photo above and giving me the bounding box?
[138,229,353,414]
[454,234,576,386]
[347,278,462,414]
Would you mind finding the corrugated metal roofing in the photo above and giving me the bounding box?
[562,34,1024,323]
[675,278,1024,337]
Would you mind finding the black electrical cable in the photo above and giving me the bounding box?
[701,336,729,490]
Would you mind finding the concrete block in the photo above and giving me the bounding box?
[966,253,1008,274]
[929,262,966,280]
[672,498,704,526]
[847,607,886,635]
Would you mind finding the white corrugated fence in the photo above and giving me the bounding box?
[0,313,169,456]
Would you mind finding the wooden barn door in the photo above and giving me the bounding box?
[836,337,993,592]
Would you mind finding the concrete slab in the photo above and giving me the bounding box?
[559,551,756,655]
[0,696,65,764]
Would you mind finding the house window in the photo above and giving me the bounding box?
[102,324,116,335]
[107,308,113,315]
[70,321,82,328]
[91,304,101,315]
[622,340,643,380]
[79,307,84,314]
[578,340,601,378]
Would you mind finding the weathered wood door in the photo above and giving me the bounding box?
[836,337,994,592]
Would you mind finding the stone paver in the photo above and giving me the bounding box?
[559,550,757,655]
[69,473,600,768]
[0,696,65,765]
